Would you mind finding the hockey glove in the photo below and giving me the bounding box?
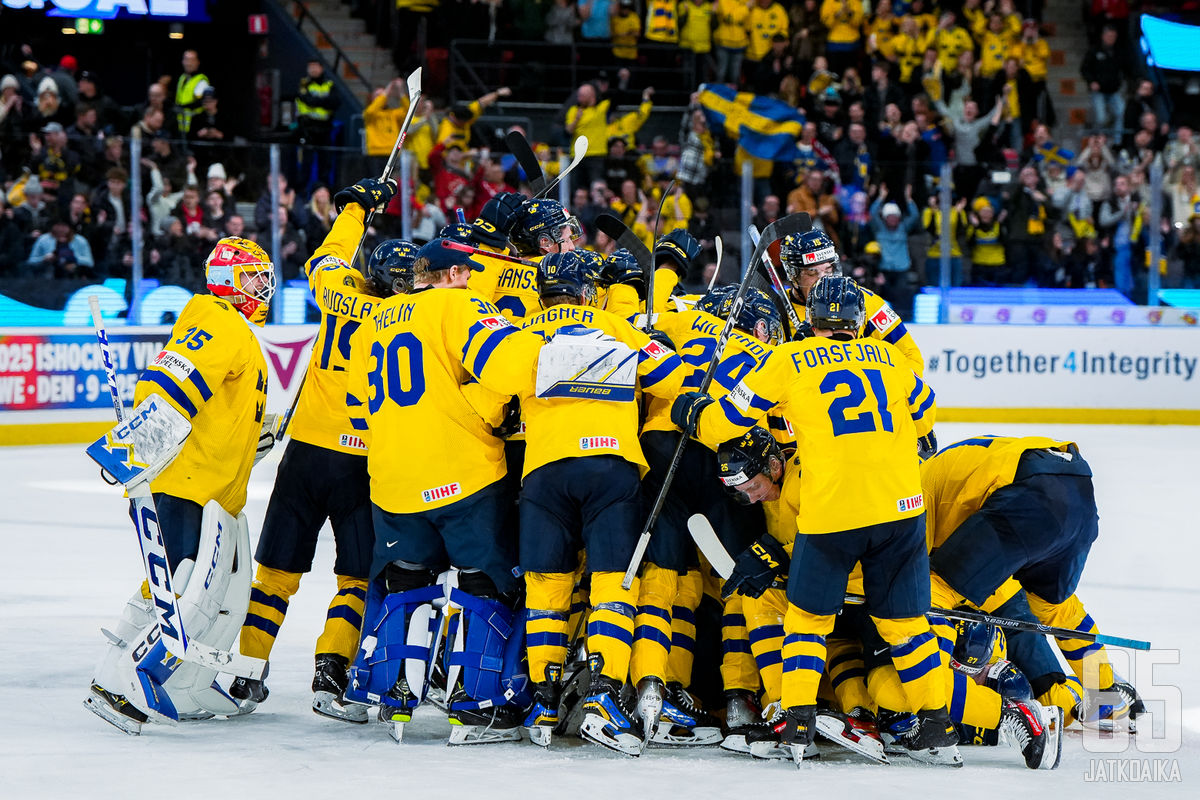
[254,414,278,465]
[606,255,644,295]
[792,320,815,341]
[722,535,791,599]
[647,328,676,353]
[492,396,524,439]
[335,177,398,213]
[671,391,714,437]
[917,431,938,460]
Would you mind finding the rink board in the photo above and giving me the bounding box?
[1,323,1197,444]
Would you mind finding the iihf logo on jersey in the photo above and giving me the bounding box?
[422,482,462,503]
[896,494,924,512]
[579,436,618,450]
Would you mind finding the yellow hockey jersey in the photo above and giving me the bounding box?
[790,287,925,374]
[467,249,542,323]
[137,294,267,516]
[696,336,935,533]
[519,303,686,477]
[346,286,544,512]
[920,435,1080,552]
[292,205,381,455]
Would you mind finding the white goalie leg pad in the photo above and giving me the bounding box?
[161,500,253,717]
[91,590,157,704]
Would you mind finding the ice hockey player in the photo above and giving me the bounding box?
[509,197,582,259]
[343,238,546,743]
[628,281,783,748]
[920,435,1144,731]
[516,250,686,755]
[86,237,276,734]
[232,176,411,723]
[673,275,962,766]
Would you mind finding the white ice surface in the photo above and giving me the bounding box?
[1,423,1196,798]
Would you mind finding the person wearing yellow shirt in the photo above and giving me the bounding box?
[87,236,275,734]
[516,250,686,753]
[920,435,1145,735]
[436,87,511,150]
[673,276,960,766]
[931,12,974,74]
[921,195,968,287]
[678,0,714,81]
[864,0,899,61]
[714,0,752,84]
[977,13,1014,79]
[747,0,789,65]
[344,238,546,743]
[1013,19,1051,83]
[611,0,642,65]
[819,0,862,75]
[889,16,929,86]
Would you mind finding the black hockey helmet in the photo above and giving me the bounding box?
[538,251,596,304]
[439,221,475,244]
[779,229,841,285]
[510,198,582,256]
[696,284,737,318]
[734,287,785,345]
[952,618,1006,677]
[367,238,420,296]
[717,426,783,490]
[806,275,865,334]
[654,228,700,275]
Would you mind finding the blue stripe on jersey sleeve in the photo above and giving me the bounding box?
[883,321,908,345]
[145,370,197,418]
[718,396,758,427]
[188,369,213,401]
[747,391,774,413]
[346,391,364,408]
[907,374,927,406]
[911,385,936,421]
[862,317,878,336]
[469,326,519,377]
[640,355,681,389]
[350,417,368,431]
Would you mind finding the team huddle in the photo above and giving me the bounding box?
[83,173,1145,770]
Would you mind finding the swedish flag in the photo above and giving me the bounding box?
[698,84,806,162]
[1034,141,1074,167]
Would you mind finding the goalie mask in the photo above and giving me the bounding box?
[205,237,276,326]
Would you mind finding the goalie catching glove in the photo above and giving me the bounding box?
[255,413,278,465]
[721,535,790,599]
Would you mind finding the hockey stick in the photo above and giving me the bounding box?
[686,514,1151,651]
[87,297,268,683]
[538,136,588,200]
[275,68,422,443]
[643,180,675,327]
[505,129,546,196]
[619,213,812,589]
[440,238,538,267]
[708,236,723,291]
[748,225,803,336]
[595,213,655,332]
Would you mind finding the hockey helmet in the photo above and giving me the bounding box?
[439,221,476,244]
[696,284,737,318]
[806,275,864,334]
[573,249,607,287]
[471,190,525,249]
[952,617,1008,676]
[779,229,841,285]
[734,287,785,346]
[716,426,783,499]
[510,198,582,256]
[537,251,596,304]
[368,239,420,296]
[654,228,700,275]
[204,237,276,326]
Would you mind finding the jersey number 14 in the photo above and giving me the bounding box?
[821,368,893,436]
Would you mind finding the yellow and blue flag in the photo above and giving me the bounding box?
[698,84,806,162]
[1034,141,1074,168]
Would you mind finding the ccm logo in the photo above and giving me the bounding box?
[896,494,924,512]
[422,482,462,503]
[580,436,618,450]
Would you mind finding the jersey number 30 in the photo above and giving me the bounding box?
[820,368,893,436]
[367,333,425,412]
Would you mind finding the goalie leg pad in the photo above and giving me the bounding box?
[444,586,531,711]
[346,582,444,709]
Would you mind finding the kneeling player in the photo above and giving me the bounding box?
[86,238,276,734]
[674,275,962,766]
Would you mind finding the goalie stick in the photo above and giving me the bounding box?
[505,129,547,197]
[685,514,1151,650]
[595,213,656,332]
[618,213,812,589]
[87,297,268,687]
[276,68,422,443]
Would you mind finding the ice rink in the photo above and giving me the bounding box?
[2,422,1196,798]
